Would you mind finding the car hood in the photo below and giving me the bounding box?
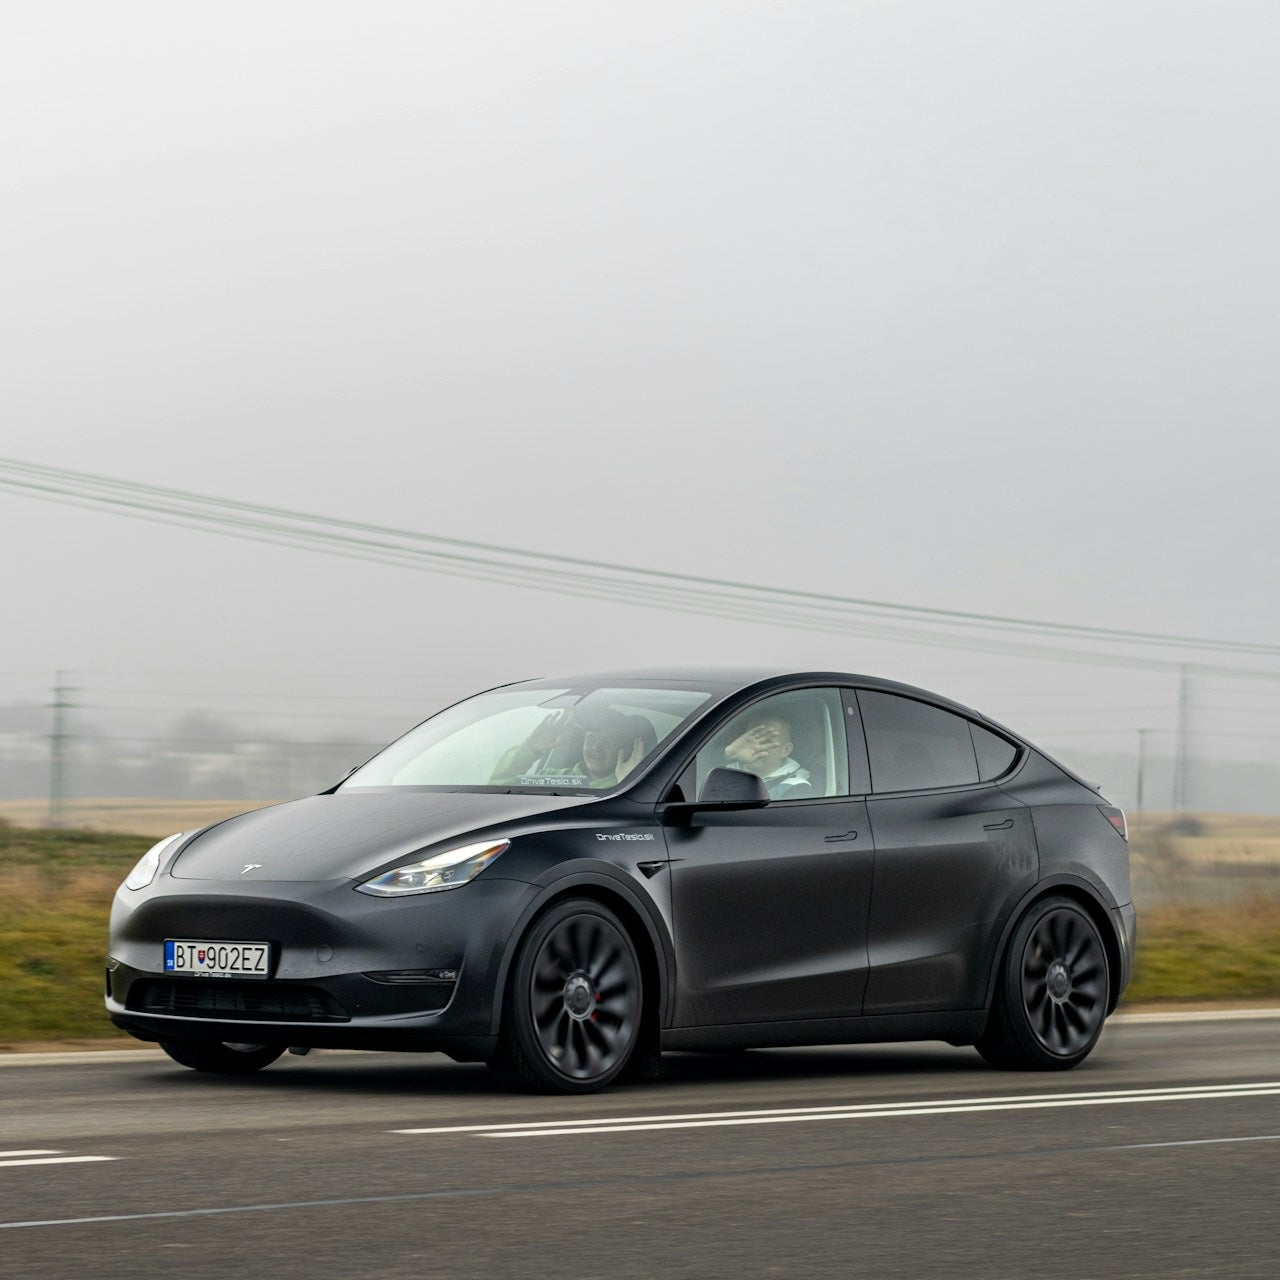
[168,790,595,882]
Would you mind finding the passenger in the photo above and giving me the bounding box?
[722,714,813,800]
[492,708,649,788]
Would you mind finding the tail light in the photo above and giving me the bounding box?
[1098,805,1127,840]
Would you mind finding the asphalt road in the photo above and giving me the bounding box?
[2,1012,1278,1279]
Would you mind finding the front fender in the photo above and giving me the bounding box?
[486,865,676,1036]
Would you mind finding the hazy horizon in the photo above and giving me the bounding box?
[3,1,1278,810]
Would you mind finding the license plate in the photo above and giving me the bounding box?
[164,939,271,978]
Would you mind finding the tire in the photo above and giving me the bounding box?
[977,895,1111,1071]
[489,898,644,1094]
[159,1040,285,1074]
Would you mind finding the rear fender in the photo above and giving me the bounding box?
[980,872,1125,1012]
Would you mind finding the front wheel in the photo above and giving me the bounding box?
[977,896,1110,1070]
[489,898,643,1093]
[159,1040,285,1074]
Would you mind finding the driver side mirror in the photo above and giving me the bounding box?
[657,767,770,825]
[696,767,771,808]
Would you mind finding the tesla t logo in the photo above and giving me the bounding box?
[241,863,263,875]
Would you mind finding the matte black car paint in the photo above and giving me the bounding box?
[107,668,1137,1074]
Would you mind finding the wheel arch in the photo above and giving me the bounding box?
[982,875,1126,1016]
[488,873,672,1038]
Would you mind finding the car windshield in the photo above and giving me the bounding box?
[339,684,713,794]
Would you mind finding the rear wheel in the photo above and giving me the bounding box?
[977,896,1110,1070]
[489,898,643,1093]
[159,1040,284,1074]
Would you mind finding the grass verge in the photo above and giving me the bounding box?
[0,821,1277,1044]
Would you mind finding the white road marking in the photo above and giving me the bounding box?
[1116,1134,1280,1150]
[0,1150,59,1158]
[0,1155,117,1169]
[392,1081,1280,1139]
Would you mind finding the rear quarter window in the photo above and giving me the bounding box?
[970,723,1019,781]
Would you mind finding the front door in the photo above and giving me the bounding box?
[664,687,875,1027]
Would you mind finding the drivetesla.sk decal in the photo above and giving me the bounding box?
[594,833,656,842]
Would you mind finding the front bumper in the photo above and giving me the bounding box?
[106,873,538,1059]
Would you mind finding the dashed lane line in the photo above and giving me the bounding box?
[0,1152,118,1169]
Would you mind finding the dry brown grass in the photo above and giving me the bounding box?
[0,797,275,836]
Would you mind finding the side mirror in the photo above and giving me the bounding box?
[695,767,770,808]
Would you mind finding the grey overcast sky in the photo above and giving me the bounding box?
[3,0,1279,779]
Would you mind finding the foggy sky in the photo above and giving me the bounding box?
[3,1,1279,795]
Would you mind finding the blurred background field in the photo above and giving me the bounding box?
[1,811,1277,1046]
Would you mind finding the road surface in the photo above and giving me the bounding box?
[2,1011,1278,1278]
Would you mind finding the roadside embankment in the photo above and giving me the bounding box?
[2,817,1278,1045]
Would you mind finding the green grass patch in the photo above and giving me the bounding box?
[0,820,1278,1042]
[1125,896,1280,1003]
[0,821,152,1043]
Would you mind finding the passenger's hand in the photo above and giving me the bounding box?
[615,736,646,782]
[724,724,779,765]
[527,710,570,755]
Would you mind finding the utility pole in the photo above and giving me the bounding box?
[1135,727,1152,823]
[48,671,75,828]
[1171,665,1190,814]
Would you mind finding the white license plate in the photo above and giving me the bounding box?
[164,939,271,978]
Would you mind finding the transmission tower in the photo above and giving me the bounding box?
[1171,665,1190,813]
[49,671,76,828]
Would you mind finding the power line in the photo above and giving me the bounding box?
[5,456,1280,673]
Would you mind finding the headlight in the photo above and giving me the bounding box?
[122,832,189,892]
[356,840,510,897]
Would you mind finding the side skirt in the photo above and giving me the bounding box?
[662,1010,987,1052]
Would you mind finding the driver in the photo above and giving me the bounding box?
[722,713,814,800]
[491,708,647,789]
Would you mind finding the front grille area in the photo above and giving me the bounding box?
[130,980,349,1023]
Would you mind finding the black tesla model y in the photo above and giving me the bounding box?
[107,669,1136,1092]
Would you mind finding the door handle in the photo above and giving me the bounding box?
[824,830,859,843]
[983,818,1014,831]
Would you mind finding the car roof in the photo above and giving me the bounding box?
[507,667,986,722]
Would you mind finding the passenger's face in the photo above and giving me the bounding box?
[582,729,622,777]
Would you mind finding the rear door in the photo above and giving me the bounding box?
[856,690,1038,1014]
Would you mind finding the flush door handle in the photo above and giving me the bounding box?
[983,818,1014,831]
[824,830,859,843]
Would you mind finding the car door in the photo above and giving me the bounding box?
[856,689,1039,1014]
[663,687,875,1027]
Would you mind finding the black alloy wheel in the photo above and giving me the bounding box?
[977,895,1110,1070]
[490,898,643,1093]
[159,1040,285,1074]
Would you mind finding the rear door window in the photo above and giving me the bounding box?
[856,691,980,792]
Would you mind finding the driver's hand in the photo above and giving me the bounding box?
[725,724,779,765]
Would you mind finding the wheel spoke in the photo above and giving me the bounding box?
[534,991,562,1028]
